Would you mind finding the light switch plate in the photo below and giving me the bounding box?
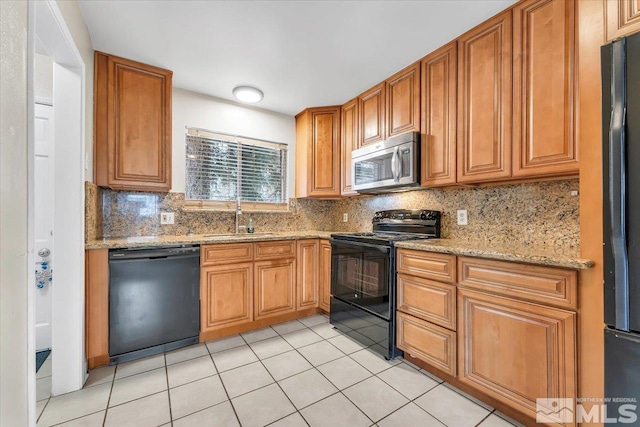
[160,212,175,225]
[457,210,468,226]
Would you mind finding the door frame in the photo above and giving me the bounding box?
[29,0,87,410]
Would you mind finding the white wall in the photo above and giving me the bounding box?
[35,53,53,99]
[55,0,93,182]
[0,1,31,425]
[172,88,296,197]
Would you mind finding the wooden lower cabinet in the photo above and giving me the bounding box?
[255,258,296,320]
[319,240,331,312]
[397,312,457,377]
[297,240,319,310]
[199,240,323,341]
[458,288,577,426]
[397,273,456,330]
[200,262,253,332]
[85,249,109,369]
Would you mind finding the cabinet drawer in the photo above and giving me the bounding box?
[397,274,456,330]
[201,243,253,266]
[458,257,577,310]
[254,240,296,260]
[397,312,456,377]
[397,249,456,284]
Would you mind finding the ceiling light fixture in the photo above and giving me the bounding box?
[232,85,264,103]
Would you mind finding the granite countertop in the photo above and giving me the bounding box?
[85,231,337,249]
[394,238,594,270]
[87,233,595,270]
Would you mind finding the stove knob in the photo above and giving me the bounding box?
[420,212,428,220]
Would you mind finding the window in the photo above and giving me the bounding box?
[185,129,288,211]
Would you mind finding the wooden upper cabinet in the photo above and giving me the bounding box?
[359,82,386,146]
[386,62,421,138]
[606,0,640,41]
[94,52,172,192]
[341,98,359,196]
[458,288,576,426]
[295,107,341,198]
[296,239,319,310]
[421,42,457,187]
[513,0,578,178]
[457,11,513,183]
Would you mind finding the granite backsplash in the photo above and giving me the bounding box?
[331,179,580,248]
[86,179,580,249]
[86,182,334,238]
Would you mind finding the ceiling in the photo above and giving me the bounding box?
[78,0,517,116]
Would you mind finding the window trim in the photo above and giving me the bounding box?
[183,199,289,213]
[184,127,289,211]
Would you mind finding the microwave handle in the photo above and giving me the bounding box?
[393,146,401,183]
[390,147,398,182]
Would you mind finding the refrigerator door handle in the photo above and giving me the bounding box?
[609,39,630,332]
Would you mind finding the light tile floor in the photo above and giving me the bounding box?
[36,314,526,427]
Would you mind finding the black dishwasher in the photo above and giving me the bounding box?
[109,245,200,364]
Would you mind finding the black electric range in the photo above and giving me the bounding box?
[329,209,441,360]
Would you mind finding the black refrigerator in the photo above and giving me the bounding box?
[602,31,640,422]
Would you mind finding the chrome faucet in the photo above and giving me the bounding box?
[235,197,246,234]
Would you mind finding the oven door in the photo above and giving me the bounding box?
[352,141,417,192]
[330,239,392,319]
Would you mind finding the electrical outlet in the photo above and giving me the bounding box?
[570,190,579,196]
[160,212,175,225]
[343,213,349,223]
[457,210,468,226]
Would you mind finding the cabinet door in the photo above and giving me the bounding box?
[359,82,386,146]
[421,42,457,187]
[458,288,576,425]
[606,0,640,41]
[386,62,420,138]
[319,240,331,312]
[201,263,253,332]
[297,240,319,310]
[513,0,578,178]
[95,52,172,191]
[457,11,512,183]
[255,258,296,320]
[341,98,359,196]
[294,107,341,198]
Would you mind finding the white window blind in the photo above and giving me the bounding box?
[185,129,288,207]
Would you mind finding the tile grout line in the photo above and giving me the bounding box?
[276,323,377,425]
[162,353,175,427]
[100,362,117,427]
[239,326,301,424]
[35,397,50,424]
[82,315,517,427]
[47,409,107,427]
[285,322,447,426]
[206,343,243,427]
